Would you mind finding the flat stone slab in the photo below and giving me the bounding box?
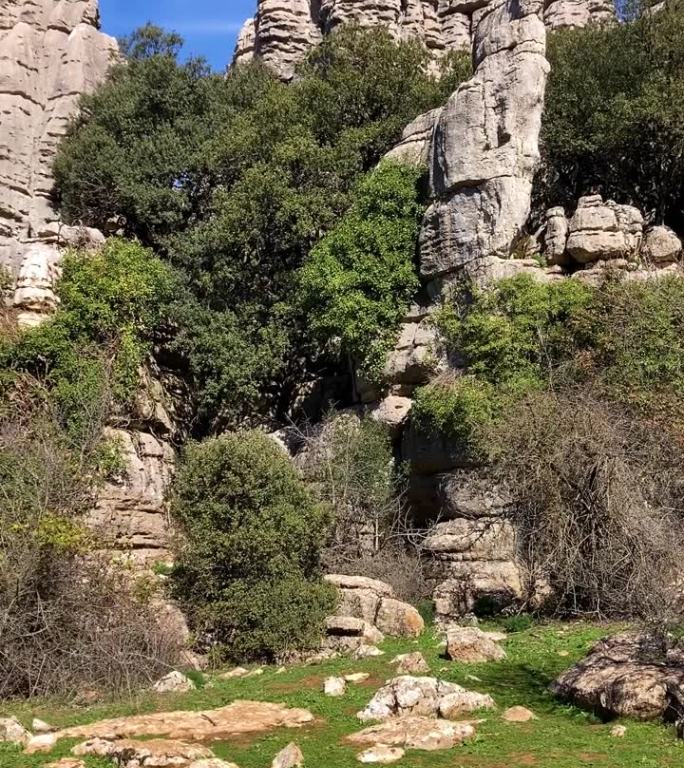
[348,715,475,751]
[54,701,313,743]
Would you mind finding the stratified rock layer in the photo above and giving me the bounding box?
[233,0,613,80]
[0,0,117,273]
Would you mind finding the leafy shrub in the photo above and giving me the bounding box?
[540,2,684,227]
[411,375,498,463]
[300,162,423,377]
[170,430,335,662]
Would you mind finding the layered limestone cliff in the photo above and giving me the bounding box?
[0,0,117,321]
[233,0,614,80]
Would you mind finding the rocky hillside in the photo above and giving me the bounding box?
[0,0,684,736]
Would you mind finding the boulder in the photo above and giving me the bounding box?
[153,671,196,694]
[566,195,643,264]
[502,706,537,722]
[358,676,495,721]
[24,733,58,754]
[32,718,54,734]
[324,677,347,697]
[391,652,430,675]
[272,742,304,768]
[551,632,684,721]
[384,108,442,167]
[0,716,30,746]
[369,395,413,438]
[346,673,371,683]
[543,207,570,266]
[382,321,439,388]
[445,627,507,663]
[348,716,475,751]
[641,226,682,264]
[375,598,425,638]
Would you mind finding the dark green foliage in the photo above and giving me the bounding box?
[170,430,335,661]
[300,163,424,377]
[540,1,684,226]
[54,25,470,430]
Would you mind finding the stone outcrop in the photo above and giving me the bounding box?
[348,716,475,751]
[384,108,442,167]
[0,0,117,276]
[325,574,425,638]
[552,632,684,723]
[565,195,643,264]
[86,426,175,566]
[52,701,314,743]
[419,0,549,281]
[544,0,615,29]
[357,675,495,721]
[444,626,507,663]
[72,738,215,768]
[323,615,385,654]
[233,0,613,80]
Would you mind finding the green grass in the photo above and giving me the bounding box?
[1,621,683,767]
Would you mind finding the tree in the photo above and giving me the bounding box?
[170,430,335,661]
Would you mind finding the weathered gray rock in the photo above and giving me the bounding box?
[544,0,615,30]
[641,225,682,264]
[86,427,175,565]
[384,108,442,167]
[356,744,405,763]
[391,651,430,675]
[348,715,475,751]
[383,320,440,387]
[0,716,31,746]
[72,737,214,768]
[369,395,413,438]
[445,626,507,663]
[272,742,304,768]
[357,675,495,721]
[565,195,643,264]
[420,0,549,279]
[0,0,117,274]
[552,632,684,721]
[543,207,570,266]
[152,671,196,694]
[324,676,347,697]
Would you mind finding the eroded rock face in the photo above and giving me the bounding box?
[445,626,507,663]
[72,738,213,768]
[0,0,117,274]
[325,574,425,638]
[420,0,549,280]
[551,632,684,722]
[544,0,615,29]
[86,427,175,566]
[565,195,643,264]
[358,675,495,721]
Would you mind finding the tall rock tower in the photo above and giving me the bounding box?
[0,0,117,322]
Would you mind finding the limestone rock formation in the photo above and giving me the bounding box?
[419,0,549,280]
[233,0,613,80]
[444,626,507,663]
[565,195,643,264]
[323,616,385,654]
[544,0,615,29]
[86,427,175,566]
[357,675,495,721]
[72,737,214,768]
[383,108,442,167]
[0,0,117,274]
[552,632,684,722]
[348,715,476,751]
[325,574,425,638]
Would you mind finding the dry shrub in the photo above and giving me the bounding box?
[494,389,684,624]
[0,386,181,699]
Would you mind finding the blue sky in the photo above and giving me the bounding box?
[100,0,256,71]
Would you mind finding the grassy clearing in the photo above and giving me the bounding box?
[1,621,682,768]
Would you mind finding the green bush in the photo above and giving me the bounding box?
[540,3,684,225]
[170,430,335,662]
[300,162,423,377]
[411,376,498,463]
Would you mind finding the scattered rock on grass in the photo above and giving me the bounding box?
[153,670,196,694]
[348,716,475,751]
[272,741,304,767]
[52,701,313,743]
[32,718,54,733]
[324,677,347,697]
[188,761,240,768]
[391,652,429,675]
[0,716,30,746]
[46,760,86,768]
[611,725,627,737]
[220,667,249,679]
[355,645,384,659]
[445,627,506,663]
[24,733,58,754]
[346,673,371,684]
[358,676,495,722]
[502,706,536,723]
[72,737,213,768]
[356,744,405,763]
